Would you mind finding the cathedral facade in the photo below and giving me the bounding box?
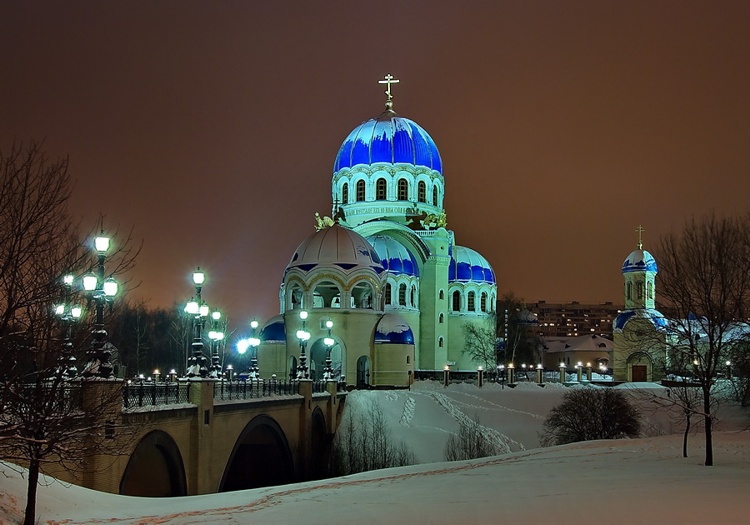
[256,78,497,387]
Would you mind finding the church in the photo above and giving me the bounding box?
[256,76,498,388]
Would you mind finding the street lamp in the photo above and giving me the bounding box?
[208,310,224,379]
[323,320,335,380]
[295,310,311,380]
[185,267,209,378]
[82,233,118,378]
[237,320,261,380]
[55,274,83,378]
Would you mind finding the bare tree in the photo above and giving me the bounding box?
[462,313,497,372]
[0,141,140,525]
[654,213,750,466]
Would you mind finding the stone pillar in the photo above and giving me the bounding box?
[297,379,314,480]
[477,367,484,388]
[559,364,566,384]
[186,379,216,494]
[80,378,124,493]
[536,365,544,385]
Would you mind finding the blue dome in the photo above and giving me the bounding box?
[334,110,442,174]
[622,249,658,273]
[449,246,496,284]
[614,308,668,332]
[374,313,415,345]
[367,235,419,277]
[259,315,286,342]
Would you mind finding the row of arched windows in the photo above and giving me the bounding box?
[384,280,418,309]
[450,289,496,314]
[340,178,442,206]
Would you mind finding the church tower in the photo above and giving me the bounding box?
[612,226,667,382]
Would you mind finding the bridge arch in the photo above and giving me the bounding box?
[119,430,187,497]
[220,414,295,491]
[310,406,330,480]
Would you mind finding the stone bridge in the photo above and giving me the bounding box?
[51,379,346,496]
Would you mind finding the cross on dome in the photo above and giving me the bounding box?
[379,73,400,110]
[636,225,645,249]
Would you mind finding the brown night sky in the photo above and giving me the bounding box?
[2,1,749,327]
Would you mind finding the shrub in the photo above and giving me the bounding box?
[328,399,415,476]
[444,413,497,461]
[540,388,641,446]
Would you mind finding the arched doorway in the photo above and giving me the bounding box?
[220,415,295,491]
[356,355,371,388]
[310,339,343,380]
[120,430,187,497]
[627,352,653,382]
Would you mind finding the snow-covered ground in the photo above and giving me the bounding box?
[1,381,748,524]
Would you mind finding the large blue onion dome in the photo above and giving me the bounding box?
[614,308,668,332]
[449,246,496,284]
[622,249,658,273]
[366,234,419,277]
[374,313,415,345]
[285,224,385,275]
[260,315,286,342]
[334,110,442,174]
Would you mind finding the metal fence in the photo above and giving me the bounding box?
[213,379,299,400]
[123,382,191,409]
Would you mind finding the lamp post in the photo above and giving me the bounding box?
[323,320,335,380]
[295,310,311,380]
[536,363,544,385]
[237,320,261,380]
[55,274,82,378]
[477,366,484,388]
[185,267,209,378]
[208,310,224,379]
[82,234,118,379]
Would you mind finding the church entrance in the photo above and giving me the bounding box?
[632,365,648,382]
[356,356,370,388]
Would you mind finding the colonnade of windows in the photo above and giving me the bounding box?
[336,175,443,208]
[449,286,496,314]
[383,277,419,309]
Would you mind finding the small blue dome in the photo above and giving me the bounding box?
[614,308,668,332]
[260,315,286,342]
[449,246,496,284]
[334,110,442,174]
[367,235,419,277]
[622,249,658,273]
[374,313,415,345]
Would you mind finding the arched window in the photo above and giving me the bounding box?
[452,291,461,312]
[439,313,444,324]
[647,282,654,300]
[637,281,644,300]
[397,179,409,201]
[410,285,416,307]
[626,282,632,300]
[417,181,426,203]
[438,337,444,348]
[356,180,366,202]
[399,283,407,306]
[342,183,349,204]
[439,290,445,300]
[385,283,392,305]
[376,178,387,200]
[480,292,487,312]
[432,186,438,206]
[468,291,476,312]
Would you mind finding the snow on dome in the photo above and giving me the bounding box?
[259,315,286,342]
[614,308,668,332]
[622,249,658,274]
[285,224,385,275]
[374,313,415,345]
[334,110,442,174]
[449,246,496,284]
[367,234,420,277]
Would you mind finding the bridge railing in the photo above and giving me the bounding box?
[123,382,191,409]
[214,379,298,401]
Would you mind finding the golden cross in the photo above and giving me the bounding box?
[636,225,645,249]
[378,74,400,104]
